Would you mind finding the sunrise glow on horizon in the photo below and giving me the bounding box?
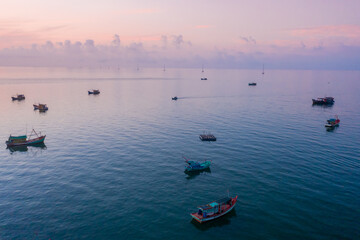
[1,0,360,69]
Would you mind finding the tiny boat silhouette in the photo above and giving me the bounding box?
[33,103,48,111]
[325,115,340,128]
[201,77,208,80]
[172,96,178,100]
[5,129,46,147]
[199,132,216,141]
[190,195,238,223]
[248,82,257,86]
[88,89,100,94]
[312,97,334,105]
[12,94,25,101]
[183,156,211,172]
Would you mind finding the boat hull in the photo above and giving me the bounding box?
[185,161,211,172]
[191,196,237,223]
[6,136,46,147]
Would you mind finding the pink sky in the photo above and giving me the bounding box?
[1,0,360,69]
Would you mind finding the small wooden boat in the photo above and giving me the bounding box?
[88,89,100,94]
[12,94,25,101]
[190,195,238,223]
[199,133,216,141]
[312,97,334,105]
[172,96,178,100]
[33,103,48,111]
[201,77,208,80]
[248,82,257,86]
[325,115,340,128]
[5,129,46,147]
[183,156,211,172]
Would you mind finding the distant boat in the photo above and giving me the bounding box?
[201,77,208,80]
[88,89,100,95]
[248,82,257,86]
[190,195,238,223]
[5,129,46,147]
[12,94,25,101]
[199,133,216,141]
[33,103,48,111]
[172,96,178,100]
[183,156,211,172]
[202,64,204,73]
[312,97,334,105]
[325,115,340,128]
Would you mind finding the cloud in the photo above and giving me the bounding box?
[239,36,256,44]
[112,34,121,46]
[171,35,192,48]
[0,33,359,70]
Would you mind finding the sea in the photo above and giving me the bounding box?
[0,67,359,240]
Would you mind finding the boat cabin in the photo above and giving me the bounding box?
[197,197,232,218]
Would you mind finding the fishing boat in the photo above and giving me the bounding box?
[248,82,257,86]
[88,89,100,94]
[12,94,25,101]
[325,115,340,128]
[199,133,216,141]
[201,77,208,80]
[33,103,48,111]
[5,129,46,147]
[312,97,334,105]
[172,96,178,100]
[183,156,211,172]
[190,195,238,223]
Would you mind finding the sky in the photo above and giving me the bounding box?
[1,0,360,70]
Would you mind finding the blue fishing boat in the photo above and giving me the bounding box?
[5,129,46,147]
[325,115,340,128]
[172,96,178,100]
[248,82,257,86]
[184,156,211,172]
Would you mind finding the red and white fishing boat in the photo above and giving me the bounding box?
[190,195,238,223]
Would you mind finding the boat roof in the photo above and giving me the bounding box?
[198,197,231,210]
[9,135,27,139]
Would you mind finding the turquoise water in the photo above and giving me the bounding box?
[0,67,359,239]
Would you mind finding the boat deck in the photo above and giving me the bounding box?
[191,203,231,221]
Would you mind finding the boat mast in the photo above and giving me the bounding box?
[262,64,264,75]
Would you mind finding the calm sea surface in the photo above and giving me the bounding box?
[0,67,359,240]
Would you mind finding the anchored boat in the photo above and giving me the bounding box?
[183,156,211,172]
[172,96,178,100]
[312,97,334,105]
[201,77,208,80]
[325,115,340,128]
[248,82,257,86]
[5,129,46,147]
[33,103,48,111]
[199,133,216,141]
[12,94,25,101]
[190,195,238,223]
[88,89,100,95]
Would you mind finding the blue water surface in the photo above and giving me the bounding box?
[0,67,359,239]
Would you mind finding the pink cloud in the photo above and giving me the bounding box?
[195,25,212,29]
[291,25,360,39]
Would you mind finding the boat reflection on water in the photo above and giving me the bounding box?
[191,208,237,231]
[312,103,333,109]
[185,168,211,180]
[7,142,47,153]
